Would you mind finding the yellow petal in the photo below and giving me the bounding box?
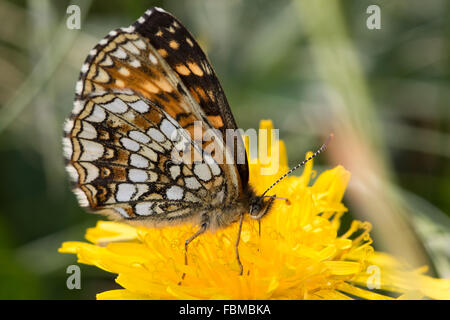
[324,261,362,276]
[85,221,138,245]
[337,282,394,300]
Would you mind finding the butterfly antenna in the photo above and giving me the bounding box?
[261,134,334,197]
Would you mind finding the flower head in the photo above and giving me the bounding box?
[59,120,450,300]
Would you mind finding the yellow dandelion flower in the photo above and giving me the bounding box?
[59,120,450,300]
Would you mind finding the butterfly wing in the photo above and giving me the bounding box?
[63,7,248,225]
[132,9,249,188]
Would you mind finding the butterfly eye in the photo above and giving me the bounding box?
[250,204,260,215]
[249,197,264,216]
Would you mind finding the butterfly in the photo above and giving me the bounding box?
[63,7,330,276]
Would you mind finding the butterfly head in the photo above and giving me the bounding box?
[248,196,273,220]
[247,134,334,221]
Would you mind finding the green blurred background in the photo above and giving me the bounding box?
[0,0,448,299]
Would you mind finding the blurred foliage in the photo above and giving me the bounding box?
[0,0,448,299]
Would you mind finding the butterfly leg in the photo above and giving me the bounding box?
[179,215,209,285]
[235,212,244,275]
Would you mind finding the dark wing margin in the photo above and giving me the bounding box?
[132,7,249,189]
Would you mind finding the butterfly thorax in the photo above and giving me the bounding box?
[202,184,250,230]
[207,184,273,230]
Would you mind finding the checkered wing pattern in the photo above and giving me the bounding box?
[63,8,248,225]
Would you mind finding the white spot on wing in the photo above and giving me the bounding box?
[185,176,202,190]
[160,119,178,141]
[148,53,158,64]
[120,137,140,152]
[78,121,97,139]
[194,163,212,181]
[129,59,141,68]
[166,185,184,200]
[129,130,150,144]
[169,165,180,180]
[147,128,165,142]
[100,55,114,67]
[103,98,128,113]
[80,162,99,183]
[128,100,149,113]
[79,140,104,161]
[118,67,131,77]
[111,47,127,59]
[133,39,146,50]
[122,41,140,55]
[129,169,148,182]
[95,67,110,83]
[130,153,149,168]
[135,202,154,216]
[116,183,136,202]
[85,105,106,122]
